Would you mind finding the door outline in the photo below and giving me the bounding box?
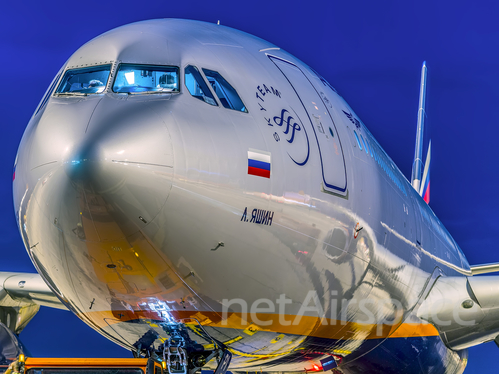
[269,55,348,194]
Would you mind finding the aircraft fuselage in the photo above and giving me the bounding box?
[13,19,469,374]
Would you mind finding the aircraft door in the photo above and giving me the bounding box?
[269,56,347,196]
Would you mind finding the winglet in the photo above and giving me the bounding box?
[411,61,428,193]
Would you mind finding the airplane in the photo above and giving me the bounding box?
[3,18,499,374]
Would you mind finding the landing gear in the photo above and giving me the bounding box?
[159,320,231,374]
[165,344,188,374]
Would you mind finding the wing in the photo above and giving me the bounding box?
[417,272,499,350]
[0,272,66,335]
[0,272,66,364]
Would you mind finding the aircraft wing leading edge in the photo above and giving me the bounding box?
[0,272,66,336]
[417,274,499,350]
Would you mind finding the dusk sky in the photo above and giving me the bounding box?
[2,1,499,372]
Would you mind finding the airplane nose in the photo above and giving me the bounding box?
[64,98,174,239]
[27,97,174,241]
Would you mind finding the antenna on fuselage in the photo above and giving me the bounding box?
[411,61,428,194]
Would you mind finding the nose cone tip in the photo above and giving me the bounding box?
[63,143,106,185]
[62,141,173,238]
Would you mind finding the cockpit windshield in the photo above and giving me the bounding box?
[56,65,111,95]
[202,69,247,112]
[113,64,179,94]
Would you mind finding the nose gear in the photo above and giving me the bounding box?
[158,319,231,374]
[165,344,187,374]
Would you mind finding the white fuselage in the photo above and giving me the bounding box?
[13,19,469,374]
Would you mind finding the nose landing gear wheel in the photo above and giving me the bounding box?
[160,319,232,374]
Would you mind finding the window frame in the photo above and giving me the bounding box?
[183,64,219,106]
[360,134,369,155]
[111,63,180,94]
[353,130,363,151]
[201,68,248,113]
[55,64,113,96]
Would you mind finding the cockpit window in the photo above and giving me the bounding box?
[113,64,179,94]
[184,65,217,106]
[56,65,111,95]
[202,69,247,112]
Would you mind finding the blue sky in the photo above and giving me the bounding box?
[1,0,499,372]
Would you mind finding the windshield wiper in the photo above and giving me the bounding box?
[56,92,88,96]
[57,92,87,96]
[128,90,173,95]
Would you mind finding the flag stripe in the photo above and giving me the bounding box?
[248,167,270,178]
[248,159,270,171]
[248,149,271,163]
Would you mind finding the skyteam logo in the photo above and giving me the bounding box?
[255,84,310,166]
[272,109,302,144]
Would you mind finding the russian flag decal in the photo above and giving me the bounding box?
[248,149,271,178]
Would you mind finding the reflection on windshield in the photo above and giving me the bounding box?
[56,65,111,95]
[113,64,179,94]
[202,69,247,112]
[184,65,217,106]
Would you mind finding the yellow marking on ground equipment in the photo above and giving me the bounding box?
[270,334,285,343]
[243,324,261,336]
[224,336,243,345]
[204,335,243,351]
[228,346,296,359]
